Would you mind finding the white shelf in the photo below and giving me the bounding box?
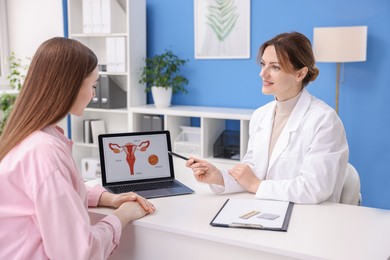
[68,0,146,168]
[74,143,99,148]
[68,0,254,169]
[84,107,128,114]
[98,71,128,76]
[130,105,255,162]
[130,105,254,119]
[0,89,18,95]
[70,33,128,38]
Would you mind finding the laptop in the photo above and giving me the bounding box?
[98,130,194,199]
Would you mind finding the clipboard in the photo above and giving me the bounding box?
[210,198,294,232]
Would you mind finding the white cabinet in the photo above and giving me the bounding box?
[67,0,146,168]
[67,0,254,171]
[130,105,254,167]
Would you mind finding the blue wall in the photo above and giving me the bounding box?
[146,0,390,209]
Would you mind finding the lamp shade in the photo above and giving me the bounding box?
[313,26,367,63]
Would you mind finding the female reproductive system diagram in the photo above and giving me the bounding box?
[108,140,161,176]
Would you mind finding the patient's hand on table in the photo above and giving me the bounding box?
[115,201,152,223]
[100,191,155,212]
[101,191,156,228]
[111,192,155,212]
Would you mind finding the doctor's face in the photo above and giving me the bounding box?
[259,45,302,101]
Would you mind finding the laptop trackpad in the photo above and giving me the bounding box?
[137,188,191,199]
[137,189,171,199]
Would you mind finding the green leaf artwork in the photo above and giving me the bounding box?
[206,0,239,42]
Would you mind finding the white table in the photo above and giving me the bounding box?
[88,159,390,260]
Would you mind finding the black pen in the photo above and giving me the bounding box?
[168,151,190,161]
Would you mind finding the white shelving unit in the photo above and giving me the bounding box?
[67,0,146,168]
[130,105,255,167]
[67,0,254,171]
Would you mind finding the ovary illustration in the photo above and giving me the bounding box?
[109,140,151,175]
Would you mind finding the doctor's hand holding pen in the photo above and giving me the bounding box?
[185,157,261,193]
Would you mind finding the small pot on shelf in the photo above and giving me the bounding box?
[151,86,172,108]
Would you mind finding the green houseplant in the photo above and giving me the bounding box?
[0,52,29,134]
[139,50,189,107]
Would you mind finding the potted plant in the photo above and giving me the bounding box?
[0,52,29,134]
[139,50,189,108]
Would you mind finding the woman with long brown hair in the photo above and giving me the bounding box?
[0,37,155,259]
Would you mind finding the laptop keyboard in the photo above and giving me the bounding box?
[108,180,181,194]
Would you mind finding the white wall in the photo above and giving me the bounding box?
[6,0,67,131]
[7,0,63,58]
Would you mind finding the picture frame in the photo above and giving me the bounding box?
[194,0,251,59]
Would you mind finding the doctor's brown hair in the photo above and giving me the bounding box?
[257,32,319,87]
[0,37,97,161]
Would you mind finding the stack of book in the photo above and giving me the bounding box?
[83,119,106,144]
[82,0,126,34]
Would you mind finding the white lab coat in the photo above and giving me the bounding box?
[211,89,349,204]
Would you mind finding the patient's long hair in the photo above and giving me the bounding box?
[0,37,97,161]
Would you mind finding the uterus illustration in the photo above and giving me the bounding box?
[108,140,150,175]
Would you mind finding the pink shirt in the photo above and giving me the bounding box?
[0,125,121,259]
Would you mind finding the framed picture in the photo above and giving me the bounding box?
[194,0,251,59]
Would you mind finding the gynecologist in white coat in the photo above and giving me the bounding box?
[186,32,349,204]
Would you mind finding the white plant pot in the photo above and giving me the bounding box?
[151,86,172,108]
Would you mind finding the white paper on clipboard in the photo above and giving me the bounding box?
[210,198,294,231]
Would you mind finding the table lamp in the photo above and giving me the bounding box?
[313,26,367,113]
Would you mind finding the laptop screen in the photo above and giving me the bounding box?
[98,131,174,184]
